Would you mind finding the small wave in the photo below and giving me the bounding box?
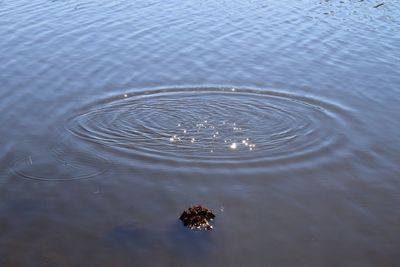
[65,87,352,171]
[13,145,109,181]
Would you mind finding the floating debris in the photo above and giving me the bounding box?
[180,205,215,230]
[374,3,384,8]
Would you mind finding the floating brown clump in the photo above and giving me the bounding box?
[180,205,215,230]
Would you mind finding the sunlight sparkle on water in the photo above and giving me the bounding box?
[167,120,256,152]
[169,135,181,142]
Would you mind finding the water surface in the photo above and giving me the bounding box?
[1,0,400,266]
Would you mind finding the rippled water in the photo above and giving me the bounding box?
[1,0,400,266]
[66,87,352,169]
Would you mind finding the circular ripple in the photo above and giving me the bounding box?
[66,87,350,168]
[13,146,109,181]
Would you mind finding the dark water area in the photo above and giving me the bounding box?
[1,0,400,266]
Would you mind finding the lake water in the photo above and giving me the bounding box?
[1,0,399,266]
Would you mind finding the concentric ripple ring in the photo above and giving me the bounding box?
[13,149,109,181]
[66,87,351,169]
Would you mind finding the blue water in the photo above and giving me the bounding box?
[1,0,399,266]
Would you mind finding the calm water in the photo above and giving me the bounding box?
[1,0,400,266]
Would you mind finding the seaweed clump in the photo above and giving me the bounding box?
[180,205,215,230]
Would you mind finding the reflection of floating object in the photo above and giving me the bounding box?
[180,205,215,230]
